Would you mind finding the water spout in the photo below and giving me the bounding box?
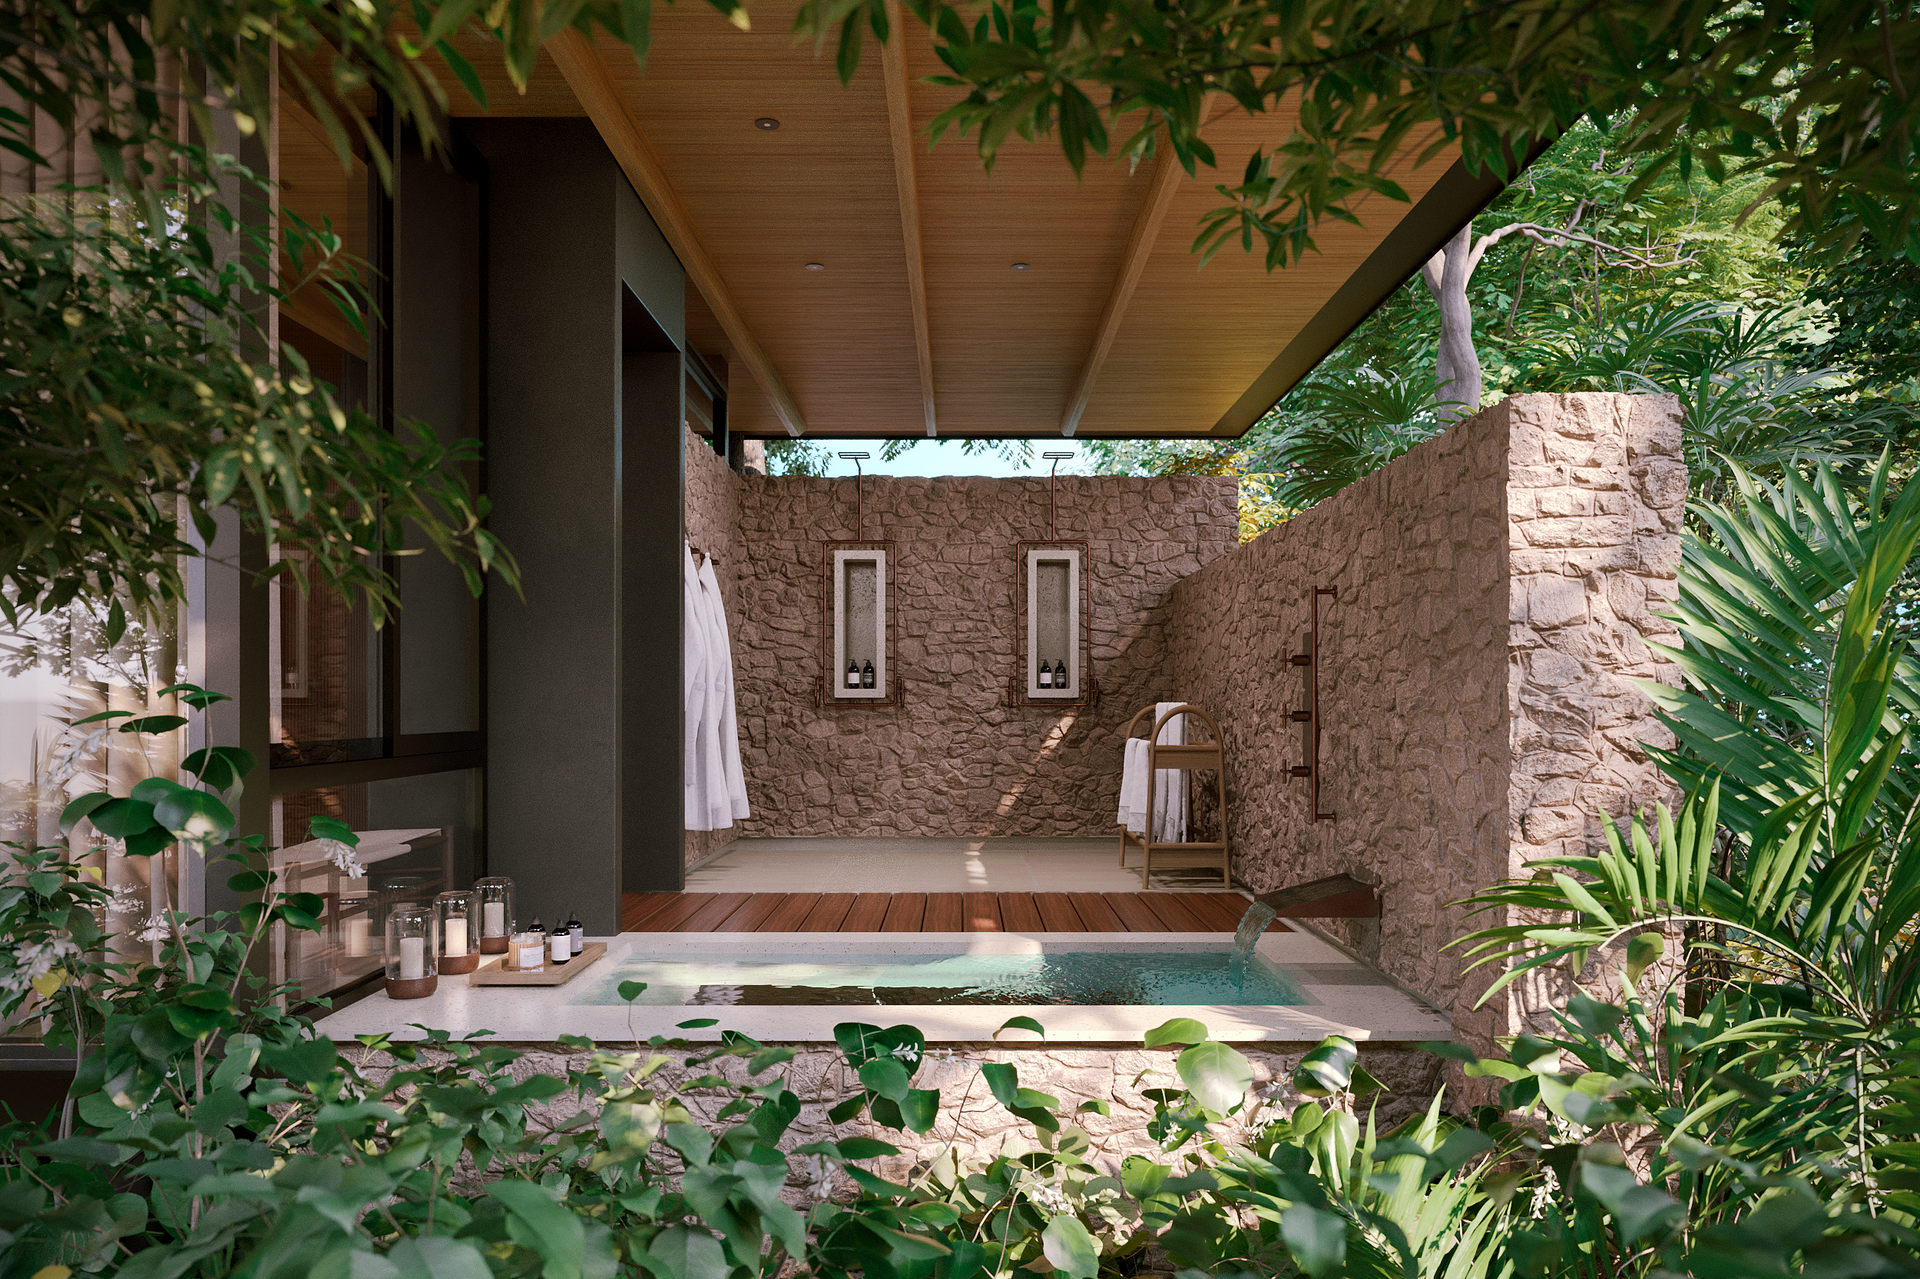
[1228,901,1279,983]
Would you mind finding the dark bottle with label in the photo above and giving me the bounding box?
[1038,660,1053,688]
[566,911,584,955]
[846,659,860,688]
[862,660,876,689]
[1054,659,1067,688]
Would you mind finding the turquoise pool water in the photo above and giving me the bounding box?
[569,951,1308,1007]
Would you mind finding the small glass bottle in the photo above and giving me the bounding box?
[566,911,585,956]
[1038,659,1053,689]
[548,923,571,965]
[384,904,437,999]
[846,659,860,688]
[435,889,480,974]
[861,660,876,689]
[474,877,515,954]
[1054,658,1068,690]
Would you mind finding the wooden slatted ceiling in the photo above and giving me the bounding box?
[1083,112,1454,438]
[619,891,1289,933]
[425,14,1475,440]
[600,8,928,436]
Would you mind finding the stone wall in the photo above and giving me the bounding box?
[1165,394,1683,1046]
[364,1039,1438,1203]
[716,474,1239,841]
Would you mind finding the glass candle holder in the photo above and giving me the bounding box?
[435,889,479,974]
[475,877,514,954]
[384,904,437,999]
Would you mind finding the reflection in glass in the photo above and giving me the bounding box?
[270,768,480,1003]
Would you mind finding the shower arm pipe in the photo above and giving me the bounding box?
[838,451,870,540]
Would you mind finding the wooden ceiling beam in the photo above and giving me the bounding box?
[1057,140,1189,438]
[879,0,937,438]
[546,28,809,436]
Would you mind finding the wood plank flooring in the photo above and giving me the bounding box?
[621,891,1284,934]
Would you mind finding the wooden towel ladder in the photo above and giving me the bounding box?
[1117,703,1230,890]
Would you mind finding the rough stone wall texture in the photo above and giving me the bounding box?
[1166,394,1683,1048]
[358,1040,1438,1204]
[717,475,1239,838]
[683,428,743,868]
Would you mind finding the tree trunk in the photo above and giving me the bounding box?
[1419,222,1483,418]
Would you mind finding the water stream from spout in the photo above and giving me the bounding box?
[1228,901,1279,984]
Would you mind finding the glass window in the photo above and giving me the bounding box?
[270,549,384,762]
[270,768,481,1003]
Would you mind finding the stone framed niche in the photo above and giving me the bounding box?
[1013,542,1094,705]
[824,542,896,704]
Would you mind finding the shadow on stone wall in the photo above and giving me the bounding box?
[681,451,1240,855]
[1165,393,1684,1048]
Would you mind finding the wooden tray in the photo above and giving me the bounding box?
[469,942,607,986]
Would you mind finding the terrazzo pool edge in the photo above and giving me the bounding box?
[313,932,1453,1045]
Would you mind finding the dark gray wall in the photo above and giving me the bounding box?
[393,137,483,739]
[620,352,685,889]
[464,120,688,933]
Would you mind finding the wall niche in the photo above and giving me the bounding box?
[825,542,896,703]
[1013,542,1093,705]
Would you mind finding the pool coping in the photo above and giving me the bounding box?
[313,931,1453,1046]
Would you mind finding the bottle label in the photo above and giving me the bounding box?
[550,933,569,963]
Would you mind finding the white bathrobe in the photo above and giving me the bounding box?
[683,543,715,828]
[696,555,750,825]
[1117,702,1189,841]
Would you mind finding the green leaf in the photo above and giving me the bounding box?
[1292,1035,1359,1098]
[491,1180,586,1279]
[859,1057,912,1102]
[1581,1163,1682,1241]
[1280,1203,1347,1276]
[1177,1041,1254,1114]
[260,1037,339,1084]
[648,1225,729,1279]
[1624,932,1664,986]
[1143,1017,1209,1048]
[899,1088,940,1133]
[386,1236,496,1279]
[1041,1214,1099,1279]
[617,980,649,1002]
[83,796,160,839]
[154,788,235,844]
[119,714,188,735]
[996,1015,1046,1040]
[58,792,113,835]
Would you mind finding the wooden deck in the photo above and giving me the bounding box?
[620,891,1283,934]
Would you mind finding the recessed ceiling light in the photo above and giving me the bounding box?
[1010,262,1032,270]
[754,117,781,131]
[804,262,826,271]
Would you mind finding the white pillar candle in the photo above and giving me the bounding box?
[483,902,506,936]
[344,900,368,957]
[443,917,468,956]
[399,936,426,980]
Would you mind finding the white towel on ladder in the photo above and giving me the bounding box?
[1150,701,1188,843]
[1117,702,1189,840]
[1116,737,1151,834]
